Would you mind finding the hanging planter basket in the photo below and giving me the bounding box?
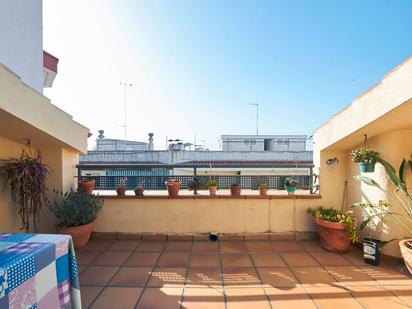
[358,161,376,173]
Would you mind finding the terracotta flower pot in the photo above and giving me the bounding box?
[116,187,126,197]
[167,180,181,197]
[78,179,95,195]
[134,187,144,196]
[259,188,268,196]
[209,186,217,196]
[57,222,94,248]
[314,218,351,253]
[230,185,241,197]
[399,239,412,275]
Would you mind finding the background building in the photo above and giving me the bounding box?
[220,135,307,151]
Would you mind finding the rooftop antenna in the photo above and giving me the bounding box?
[120,81,133,140]
[249,103,259,135]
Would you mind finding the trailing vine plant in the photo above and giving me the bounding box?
[0,146,49,232]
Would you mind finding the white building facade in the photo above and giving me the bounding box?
[220,135,307,152]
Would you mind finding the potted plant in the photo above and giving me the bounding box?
[259,183,268,196]
[134,184,144,197]
[350,148,380,173]
[353,157,412,274]
[284,177,298,195]
[230,183,241,196]
[167,179,181,197]
[49,190,103,248]
[0,149,49,232]
[208,179,218,196]
[307,207,358,253]
[116,177,127,197]
[78,178,95,195]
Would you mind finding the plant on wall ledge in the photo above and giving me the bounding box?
[0,148,49,232]
[350,148,380,173]
[353,157,412,274]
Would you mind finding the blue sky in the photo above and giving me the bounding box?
[44,0,412,150]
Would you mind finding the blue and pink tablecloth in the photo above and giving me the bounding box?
[0,233,81,309]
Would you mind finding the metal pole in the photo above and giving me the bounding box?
[120,82,132,140]
[249,103,259,135]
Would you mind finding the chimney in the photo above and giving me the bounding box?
[98,130,105,139]
[148,133,154,150]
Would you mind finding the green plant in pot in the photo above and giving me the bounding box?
[230,183,241,196]
[259,183,268,196]
[307,207,358,253]
[350,148,380,173]
[208,179,218,196]
[0,148,49,232]
[353,157,412,274]
[284,177,298,194]
[49,190,103,248]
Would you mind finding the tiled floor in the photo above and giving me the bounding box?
[77,239,412,308]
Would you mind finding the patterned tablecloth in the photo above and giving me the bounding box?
[0,233,81,309]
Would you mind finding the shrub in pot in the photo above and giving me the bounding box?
[307,206,358,253]
[353,157,412,274]
[208,179,217,196]
[259,183,268,196]
[78,179,95,195]
[284,177,298,195]
[350,148,380,173]
[116,177,127,197]
[134,184,144,197]
[49,190,103,248]
[167,179,181,197]
[230,183,241,196]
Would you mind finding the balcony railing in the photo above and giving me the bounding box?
[77,162,316,192]
[79,175,311,191]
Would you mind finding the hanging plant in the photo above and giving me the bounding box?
[0,147,49,232]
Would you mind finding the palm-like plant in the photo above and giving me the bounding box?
[353,157,412,244]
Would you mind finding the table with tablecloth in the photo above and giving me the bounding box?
[0,233,81,309]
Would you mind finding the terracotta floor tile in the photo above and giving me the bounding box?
[181,287,225,309]
[299,241,326,252]
[310,251,353,266]
[360,266,412,285]
[326,266,376,286]
[136,287,183,309]
[257,267,299,288]
[281,252,319,267]
[265,286,317,309]
[92,251,131,266]
[221,254,253,268]
[223,267,261,287]
[192,241,219,252]
[384,285,412,307]
[90,287,142,309]
[147,267,187,287]
[124,252,160,267]
[191,253,221,268]
[341,248,365,266]
[306,286,364,309]
[157,252,191,267]
[220,242,248,253]
[80,286,103,308]
[76,251,101,265]
[250,253,286,267]
[348,286,409,308]
[107,240,140,251]
[186,267,223,288]
[291,267,336,287]
[78,239,114,251]
[109,267,152,286]
[225,287,271,309]
[271,241,304,253]
[80,266,119,286]
[136,241,166,252]
[245,241,273,252]
[164,241,193,252]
